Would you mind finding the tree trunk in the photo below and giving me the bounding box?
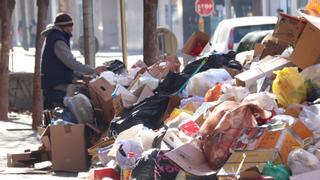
[59,0,68,12]
[32,0,49,129]
[0,0,15,121]
[143,0,158,66]
[20,0,29,50]
[82,0,95,68]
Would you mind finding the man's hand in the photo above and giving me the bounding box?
[81,74,93,84]
[94,66,107,74]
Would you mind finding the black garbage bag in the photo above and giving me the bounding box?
[109,94,170,135]
[103,59,126,74]
[155,72,190,95]
[182,52,241,75]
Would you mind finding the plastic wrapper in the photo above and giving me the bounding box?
[272,67,307,107]
[288,148,320,175]
[204,83,223,102]
[186,69,232,97]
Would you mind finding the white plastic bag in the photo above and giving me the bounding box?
[299,104,320,132]
[186,69,232,97]
[242,92,278,111]
[288,148,320,175]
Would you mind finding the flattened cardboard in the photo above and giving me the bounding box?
[290,22,320,69]
[50,124,87,172]
[273,13,307,45]
[132,84,155,104]
[89,78,115,123]
[165,141,216,176]
[7,150,49,167]
[218,149,281,178]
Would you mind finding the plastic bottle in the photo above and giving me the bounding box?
[121,151,136,180]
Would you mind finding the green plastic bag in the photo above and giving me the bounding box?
[262,161,291,180]
[272,67,307,107]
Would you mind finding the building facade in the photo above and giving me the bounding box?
[11,0,311,52]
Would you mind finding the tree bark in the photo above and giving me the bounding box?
[0,0,15,120]
[32,0,49,129]
[82,0,95,68]
[143,0,158,66]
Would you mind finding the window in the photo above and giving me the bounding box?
[233,24,275,43]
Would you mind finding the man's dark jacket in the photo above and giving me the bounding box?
[41,29,74,90]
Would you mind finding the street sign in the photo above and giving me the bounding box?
[195,0,213,17]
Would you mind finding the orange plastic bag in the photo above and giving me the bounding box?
[204,83,222,102]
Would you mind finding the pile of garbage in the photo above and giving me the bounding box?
[8,3,320,180]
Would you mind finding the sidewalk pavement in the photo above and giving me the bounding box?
[0,112,85,179]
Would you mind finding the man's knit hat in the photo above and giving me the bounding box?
[54,13,73,27]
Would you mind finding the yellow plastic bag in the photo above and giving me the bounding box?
[305,0,320,17]
[272,67,307,107]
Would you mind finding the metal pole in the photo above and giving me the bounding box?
[120,0,128,67]
[82,0,95,68]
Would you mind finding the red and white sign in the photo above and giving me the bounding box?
[195,0,213,17]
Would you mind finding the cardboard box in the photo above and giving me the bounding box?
[89,78,115,124]
[235,56,294,89]
[112,85,139,115]
[290,119,313,140]
[218,149,281,178]
[290,21,320,69]
[257,129,302,164]
[182,31,209,55]
[273,13,307,45]
[50,124,88,171]
[112,94,136,116]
